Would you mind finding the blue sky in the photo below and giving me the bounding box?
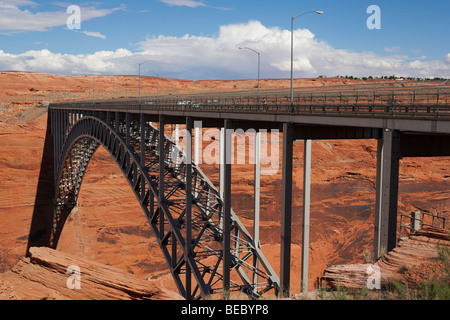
[0,0,449,79]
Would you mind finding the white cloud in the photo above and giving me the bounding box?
[81,31,107,39]
[0,21,449,79]
[0,48,137,74]
[445,54,450,65]
[136,20,450,79]
[159,0,206,8]
[384,46,401,53]
[0,1,123,33]
[159,0,231,10]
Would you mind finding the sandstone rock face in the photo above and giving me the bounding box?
[0,247,183,300]
[321,227,450,290]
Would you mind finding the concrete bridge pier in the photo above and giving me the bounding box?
[374,129,400,259]
[279,125,313,296]
[280,122,293,297]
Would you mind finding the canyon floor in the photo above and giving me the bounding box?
[0,72,449,299]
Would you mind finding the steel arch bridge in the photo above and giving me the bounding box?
[28,81,450,299]
[44,109,279,300]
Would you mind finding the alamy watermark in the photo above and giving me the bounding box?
[171,122,281,176]
[66,5,81,30]
[66,265,81,290]
[366,264,381,290]
[367,5,381,30]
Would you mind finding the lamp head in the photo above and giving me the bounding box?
[315,11,324,14]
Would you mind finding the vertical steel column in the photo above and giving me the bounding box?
[253,131,261,294]
[51,109,58,186]
[174,124,180,170]
[222,119,232,297]
[58,108,62,174]
[280,122,293,297]
[140,113,146,201]
[159,114,165,241]
[175,124,180,145]
[374,138,383,258]
[301,139,311,293]
[55,109,58,164]
[115,111,120,132]
[148,114,155,223]
[185,117,193,300]
[374,129,400,259]
[140,114,146,168]
[126,113,131,174]
[194,121,202,199]
[126,113,131,147]
[219,127,225,199]
[62,109,66,143]
[194,121,202,165]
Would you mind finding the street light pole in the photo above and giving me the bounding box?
[290,11,324,107]
[139,60,155,105]
[239,47,261,100]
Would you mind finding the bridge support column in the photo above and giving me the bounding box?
[185,117,193,300]
[159,115,165,240]
[219,127,225,199]
[194,121,202,166]
[301,139,311,293]
[253,131,261,294]
[115,111,120,132]
[140,114,147,204]
[374,129,400,259]
[140,113,146,168]
[222,119,232,298]
[280,122,293,297]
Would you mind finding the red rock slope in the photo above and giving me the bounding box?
[321,227,450,290]
[0,247,183,300]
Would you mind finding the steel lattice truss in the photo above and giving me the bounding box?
[50,109,280,299]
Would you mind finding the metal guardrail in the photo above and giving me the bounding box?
[50,82,450,118]
[399,210,446,240]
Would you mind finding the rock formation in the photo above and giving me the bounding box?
[0,247,183,300]
[321,227,450,290]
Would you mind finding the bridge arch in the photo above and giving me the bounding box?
[51,116,146,248]
[44,111,279,299]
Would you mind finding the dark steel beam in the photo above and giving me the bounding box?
[293,125,381,140]
[159,114,165,241]
[400,133,450,157]
[115,111,120,132]
[140,113,147,203]
[222,118,232,297]
[140,113,146,168]
[185,116,193,300]
[280,122,293,297]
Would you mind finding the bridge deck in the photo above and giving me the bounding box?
[51,82,450,134]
